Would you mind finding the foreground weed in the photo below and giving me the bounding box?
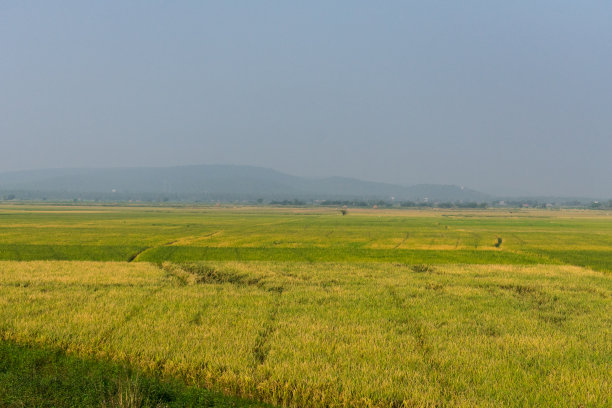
[101,376,148,408]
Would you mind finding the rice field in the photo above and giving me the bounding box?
[0,204,611,407]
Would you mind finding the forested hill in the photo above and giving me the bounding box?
[0,165,491,202]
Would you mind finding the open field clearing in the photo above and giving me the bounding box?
[1,205,612,270]
[0,205,611,406]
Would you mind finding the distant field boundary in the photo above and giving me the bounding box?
[2,245,610,273]
[0,244,553,265]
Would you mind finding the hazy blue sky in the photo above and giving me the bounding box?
[2,1,611,196]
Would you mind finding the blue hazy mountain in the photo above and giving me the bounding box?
[0,165,491,202]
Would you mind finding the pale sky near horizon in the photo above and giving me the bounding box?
[1,1,611,197]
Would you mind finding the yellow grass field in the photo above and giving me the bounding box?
[1,259,610,407]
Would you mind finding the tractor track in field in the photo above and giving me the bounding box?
[393,232,410,249]
[94,285,162,346]
[126,228,227,263]
[386,286,431,356]
[127,247,151,262]
[251,287,284,368]
[386,285,453,399]
[126,239,181,262]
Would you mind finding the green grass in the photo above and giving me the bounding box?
[0,244,144,261]
[0,340,268,407]
[539,249,612,273]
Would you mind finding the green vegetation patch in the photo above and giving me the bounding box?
[539,249,612,273]
[0,340,268,407]
[0,244,144,262]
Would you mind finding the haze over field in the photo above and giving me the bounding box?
[0,165,494,202]
[2,2,611,197]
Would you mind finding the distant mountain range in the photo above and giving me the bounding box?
[0,164,491,202]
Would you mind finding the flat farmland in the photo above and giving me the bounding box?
[2,205,612,270]
[0,205,610,407]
